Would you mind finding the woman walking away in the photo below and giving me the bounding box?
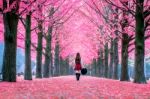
[74,53,82,81]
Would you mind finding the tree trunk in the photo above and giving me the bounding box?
[113,37,119,79]
[50,54,53,76]
[101,50,105,77]
[100,49,104,77]
[93,58,97,76]
[36,20,43,78]
[59,57,63,75]
[108,38,114,78]
[104,42,109,78]
[97,57,100,77]
[43,26,52,78]
[66,58,70,75]
[24,13,32,80]
[120,33,129,81]
[134,0,146,83]
[96,57,100,77]
[59,57,69,75]
[54,42,60,76]
[91,58,95,76]
[2,0,20,82]
[97,51,102,77]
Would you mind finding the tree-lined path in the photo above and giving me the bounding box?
[0,76,150,99]
[0,0,150,98]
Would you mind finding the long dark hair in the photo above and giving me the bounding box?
[75,53,81,64]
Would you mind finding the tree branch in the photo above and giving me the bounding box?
[144,6,150,19]
[145,34,150,40]
[19,0,37,16]
[128,48,134,53]
[19,16,26,29]
[104,0,135,16]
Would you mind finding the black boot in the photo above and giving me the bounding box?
[78,73,80,80]
[76,73,80,81]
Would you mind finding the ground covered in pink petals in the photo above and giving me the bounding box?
[0,76,150,99]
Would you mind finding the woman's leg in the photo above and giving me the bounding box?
[75,70,81,81]
[76,73,80,81]
[76,73,78,80]
[78,73,80,80]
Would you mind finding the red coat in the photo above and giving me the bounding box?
[74,64,82,70]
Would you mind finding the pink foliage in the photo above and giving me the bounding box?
[0,0,2,9]
[0,0,150,64]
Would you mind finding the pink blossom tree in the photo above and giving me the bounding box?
[103,0,150,83]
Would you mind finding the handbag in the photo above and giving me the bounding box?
[81,68,87,75]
